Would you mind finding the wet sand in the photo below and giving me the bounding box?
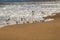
[0,13,60,40]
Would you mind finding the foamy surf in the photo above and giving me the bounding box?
[0,2,60,28]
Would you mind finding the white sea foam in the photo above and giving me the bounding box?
[0,2,60,28]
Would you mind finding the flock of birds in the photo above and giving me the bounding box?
[0,2,60,28]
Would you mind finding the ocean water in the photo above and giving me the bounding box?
[0,2,60,28]
[0,0,55,2]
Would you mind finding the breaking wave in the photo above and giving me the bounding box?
[0,2,60,28]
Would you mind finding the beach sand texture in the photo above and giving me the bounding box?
[0,13,60,40]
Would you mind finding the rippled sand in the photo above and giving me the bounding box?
[0,13,60,40]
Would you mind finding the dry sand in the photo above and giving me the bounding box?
[0,13,60,40]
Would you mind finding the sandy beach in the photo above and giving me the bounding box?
[0,13,60,40]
